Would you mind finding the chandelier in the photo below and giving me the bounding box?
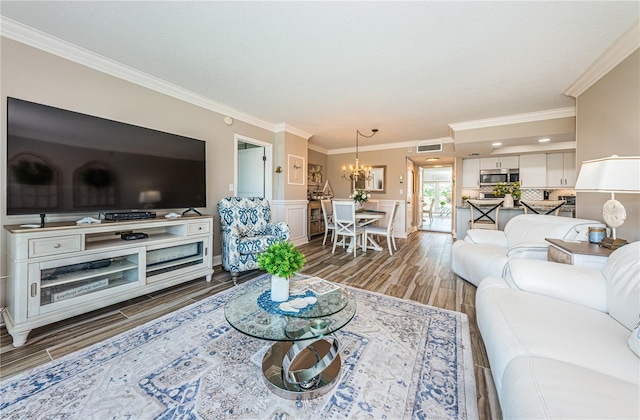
[342,129,378,182]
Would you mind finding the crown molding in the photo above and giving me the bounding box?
[273,123,313,140]
[0,17,311,137]
[307,143,328,154]
[448,107,576,132]
[564,19,640,98]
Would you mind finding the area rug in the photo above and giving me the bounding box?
[0,276,478,419]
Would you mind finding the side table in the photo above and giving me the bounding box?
[546,238,614,270]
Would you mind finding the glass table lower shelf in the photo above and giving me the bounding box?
[224,274,357,399]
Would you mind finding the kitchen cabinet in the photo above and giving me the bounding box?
[547,152,576,187]
[462,158,480,188]
[519,154,547,188]
[480,156,519,170]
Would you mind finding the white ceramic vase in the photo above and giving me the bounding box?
[503,194,514,208]
[270,275,290,302]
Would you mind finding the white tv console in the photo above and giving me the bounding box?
[3,215,214,347]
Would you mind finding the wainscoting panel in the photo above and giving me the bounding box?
[270,200,308,246]
[377,199,407,239]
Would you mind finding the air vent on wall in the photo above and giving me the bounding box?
[416,142,443,153]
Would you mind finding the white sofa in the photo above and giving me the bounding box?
[451,214,605,285]
[476,242,640,419]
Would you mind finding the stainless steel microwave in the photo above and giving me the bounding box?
[479,169,519,186]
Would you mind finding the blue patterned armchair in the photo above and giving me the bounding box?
[217,197,290,284]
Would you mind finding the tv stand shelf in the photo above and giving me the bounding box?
[3,215,214,347]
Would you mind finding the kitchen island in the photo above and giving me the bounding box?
[455,205,573,240]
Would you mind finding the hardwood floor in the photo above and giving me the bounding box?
[0,230,502,419]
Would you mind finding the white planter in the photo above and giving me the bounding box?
[503,194,514,208]
[270,275,290,302]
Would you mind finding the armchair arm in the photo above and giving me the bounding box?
[267,222,290,241]
[464,229,508,247]
[506,259,607,312]
[220,225,242,270]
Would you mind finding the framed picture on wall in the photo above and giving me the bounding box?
[288,154,305,185]
[308,164,323,185]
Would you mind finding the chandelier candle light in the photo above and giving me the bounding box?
[342,129,378,182]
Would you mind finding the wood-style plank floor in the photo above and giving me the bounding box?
[0,231,502,419]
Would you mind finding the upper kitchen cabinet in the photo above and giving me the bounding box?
[480,156,519,170]
[462,158,480,188]
[519,154,547,188]
[547,152,576,188]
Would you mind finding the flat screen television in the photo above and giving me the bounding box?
[6,97,206,216]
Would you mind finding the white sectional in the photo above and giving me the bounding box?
[476,242,640,419]
[451,214,605,286]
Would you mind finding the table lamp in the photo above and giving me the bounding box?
[574,155,640,249]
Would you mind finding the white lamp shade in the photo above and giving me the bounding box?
[574,155,640,193]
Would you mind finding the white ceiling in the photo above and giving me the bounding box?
[1,1,638,156]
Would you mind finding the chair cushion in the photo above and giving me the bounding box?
[238,235,281,255]
[603,242,640,331]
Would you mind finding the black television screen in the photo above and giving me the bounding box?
[6,97,206,215]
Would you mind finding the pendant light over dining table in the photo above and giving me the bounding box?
[342,128,378,182]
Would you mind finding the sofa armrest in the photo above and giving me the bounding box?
[506,242,551,260]
[506,259,608,312]
[464,229,508,247]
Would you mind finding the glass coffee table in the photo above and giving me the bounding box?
[224,274,356,399]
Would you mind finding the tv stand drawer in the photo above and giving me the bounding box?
[29,235,82,258]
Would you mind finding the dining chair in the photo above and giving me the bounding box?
[332,200,366,257]
[467,199,503,230]
[361,200,379,211]
[426,198,435,222]
[520,200,566,216]
[365,201,400,255]
[320,199,335,245]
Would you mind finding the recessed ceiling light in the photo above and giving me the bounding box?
[539,138,551,143]
[425,157,439,161]
[492,142,502,147]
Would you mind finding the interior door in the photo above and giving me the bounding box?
[237,145,265,197]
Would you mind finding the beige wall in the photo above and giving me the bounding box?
[575,50,640,242]
[326,148,408,200]
[0,37,305,302]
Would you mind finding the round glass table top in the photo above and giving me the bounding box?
[224,274,356,342]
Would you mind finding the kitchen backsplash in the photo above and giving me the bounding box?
[461,188,576,204]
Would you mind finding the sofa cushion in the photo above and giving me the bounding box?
[603,242,640,331]
[501,356,640,419]
[476,277,639,392]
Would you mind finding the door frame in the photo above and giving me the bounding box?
[234,134,273,201]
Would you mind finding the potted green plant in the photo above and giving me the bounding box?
[493,181,521,208]
[350,188,369,209]
[257,241,306,302]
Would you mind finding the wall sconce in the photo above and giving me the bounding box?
[275,166,283,174]
[399,175,405,184]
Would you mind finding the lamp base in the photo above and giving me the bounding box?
[599,237,627,250]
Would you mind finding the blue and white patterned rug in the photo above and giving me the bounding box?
[1,276,478,419]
